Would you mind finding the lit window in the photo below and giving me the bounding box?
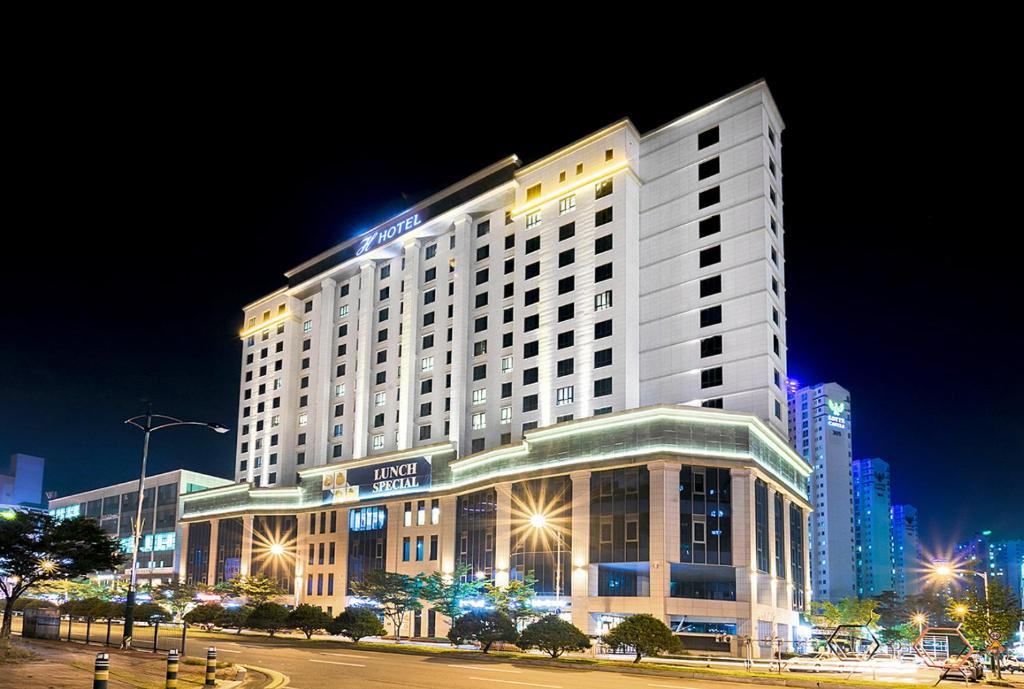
[338,305,349,317]
[372,434,385,449]
[421,356,434,372]
[558,195,576,215]
[472,412,486,430]
[271,415,280,427]
[303,320,312,333]
[335,383,346,396]
[298,413,308,427]
[501,355,513,373]
[556,386,574,406]
[333,424,343,438]
[500,406,512,425]
[472,388,487,405]
[595,290,613,311]
[375,392,387,406]
[526,211,541,229]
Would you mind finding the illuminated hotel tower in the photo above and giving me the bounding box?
[234,80,789,488]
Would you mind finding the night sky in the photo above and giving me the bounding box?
[4,61,1019,549]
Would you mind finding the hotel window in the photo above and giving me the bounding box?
[271,415,280,427]
[425,243,437,259]
[558,248,575,268]
[501,355,513,373]
[379,308,389,322]
[755,479,769,573]
[595,263,613,282]
[559,195,576,215]
[700,275,722,297]
[522,395,538,412]
[525,261,540,279]
[422,333,434,349]
[375,392,386,406]
[472,388,487,405]
[526,183,542,200]
[372,434,384,450]
[416,535,424,561]
[698,187,721,209]
[556,386,574,406]
[504,233,515,249]
[557,303,574,322]
[594,378,612,397]
[403,537,411,562]
[420,402,432,417]
[557,331,574,349]
[472,412,486,430]
[701,398,723,409]
[594,348,612,368]
[557,358,574,377]
[474,316,487,332]
[477,220,490,237]
[298,413,308,427]
[475,268,489,286]
[701,367,723,388]
[417,501,426,526]
[525,236,540,254]
[473,364,487,381]
[380,265,391,279]
[595,290,612,311]
[700,305,722,327]
[594,319,612,339]
[338,324,348,337]
[558,276,574,294]
[524,315,539,331]
[559,170,566,182]
[697,125,719,149]
[303,320,312,333]
[421,379,433,394]
[526,211,541,229]
[379,286,390,301]
[424,289,436,304]
[595,234,612,254]
[524,287,540,306]
[595,207,613,226]
[374,413,384,427]
[500,406,512,424]
[559,222,575,240]
[333,424,343,438]
[335,383,346,396]
[698,157,720,180]
[700,335,723,358]
[595,178,613,199]
[476,245,489,261]
[523,367,538,385]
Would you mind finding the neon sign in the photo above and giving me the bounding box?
[355,213,423,256]
[826,399,847,430]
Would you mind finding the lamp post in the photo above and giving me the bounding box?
[121,406,228,649]
[931,561,989,600]
[529,513,569,608]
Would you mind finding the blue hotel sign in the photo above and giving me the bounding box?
[355,213,423,257]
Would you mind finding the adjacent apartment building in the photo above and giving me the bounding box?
[852,457,892,598]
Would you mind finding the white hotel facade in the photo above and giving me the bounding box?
[181,81,809,655]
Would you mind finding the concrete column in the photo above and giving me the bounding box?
[311,277,337,465]
[397,239,421,450]
[767,487,778,608]
[494,483,512,587]
[782,495,793,612]
[730,468,757,641]
[175,523,188,583]
[332,507,349,613]
[647,460,680,622]
[206,518,220,585]
[352,262,376,458]
[448,216,473,454]
[569,470,591,633]
[240,514,255,576]
[438,495,458,576]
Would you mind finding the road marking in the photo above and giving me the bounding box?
[648,684,704,689]
[324,653,372,659]
[447,664,523,673]
[309,659,366,667]
[213,648,242,653]
[468,677,561,688]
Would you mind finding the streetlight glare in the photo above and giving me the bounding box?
[529,513,548,529]
[934,564,953,577]
[269,543,285,556]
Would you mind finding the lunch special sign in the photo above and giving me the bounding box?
[321,455,432,503]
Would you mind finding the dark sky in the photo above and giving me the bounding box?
[3,57,1020,549]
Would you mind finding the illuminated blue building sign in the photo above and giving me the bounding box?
[826,399,848,430]
[355,213,423,257]
[322,456,432,504]
[118,531,176,553]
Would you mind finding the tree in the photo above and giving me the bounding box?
[134,602,172,622]
[288,603,333,639]
[220,575,284,606]
[878,623,916,654]
[954,582,1023,679]
[483,573,537,625]
[152,581,199,621]
[247,602,290,636]
[447,610,518,652]
[421,564,481,631]
[874,590,905,629]
[184,603,225,631]
[519,615,591,658]
[330,607,385,643]
[349,570,423,642]
[809,597,880,628]
[603,614,682,663]
[0,512,123,638]
[215,606,251,634]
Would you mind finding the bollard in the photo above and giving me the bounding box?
[166,648,179,689]
[204,646,217,686]
[154,620,160,651]
[93,652,109,689]
[180,621,187,652]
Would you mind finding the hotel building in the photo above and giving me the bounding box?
[181,80,810,654]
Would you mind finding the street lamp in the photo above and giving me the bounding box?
[912,613,927,634]
[528,512,569,607]
[121,406,228,649]
[929,561,989,599]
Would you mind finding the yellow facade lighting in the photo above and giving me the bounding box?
[239,311,292,339]
[509,160,631,218]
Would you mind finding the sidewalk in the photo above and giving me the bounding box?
[0,637,254,689]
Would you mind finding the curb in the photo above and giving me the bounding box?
[239,663,289,688]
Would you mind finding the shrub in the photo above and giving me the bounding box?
[447,610,518,652]
[602,613,682,663]
[246,602,289,636]
[184,603,225,631]
[518,615,590,658]
[329,607,385,643]
[288,604,333,639]
[215,606,251,634]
